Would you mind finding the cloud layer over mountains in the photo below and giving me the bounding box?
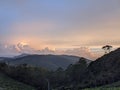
[0,43,97,59]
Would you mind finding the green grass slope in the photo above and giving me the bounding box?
[0,73,35,90]
[103,81,120,88]
[84,81,120,90]
[84,87,120,90]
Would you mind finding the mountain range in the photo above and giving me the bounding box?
[0,43,97,60]
[0,47,120,89]
[1,54,91,70]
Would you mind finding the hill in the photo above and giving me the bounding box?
[0,57,11,61]
[0,72,35,90]
[82,48,120,87]
[2,54,91,70]
[84,81,120,90]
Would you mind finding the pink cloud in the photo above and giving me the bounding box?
[0,42,98,60]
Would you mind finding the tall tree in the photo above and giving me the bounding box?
[102,45,112,54]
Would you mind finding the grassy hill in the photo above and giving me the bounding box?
[0,72,35,90]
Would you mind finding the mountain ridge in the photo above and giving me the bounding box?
[81,48,120,87]
[2,54,91,70]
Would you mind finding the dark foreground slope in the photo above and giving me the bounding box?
[82,48,120,88]
[3,55,91,70]
[0,72,35,90]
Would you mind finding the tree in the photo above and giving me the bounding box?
[102,45,112,54]
[66,58,87,83]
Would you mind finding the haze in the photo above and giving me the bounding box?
[0,0,120,59]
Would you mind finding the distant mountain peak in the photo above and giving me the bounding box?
[2,54,91,70]
[14,53,30,58]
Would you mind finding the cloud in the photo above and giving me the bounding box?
[0,42,98,59]
[55,47,97,60]
[37,47,55,54]
[16,43,36,54]
[37,47,98,60]
[0,43,19,57]
[0,0,119,58]
[0,42,36,57]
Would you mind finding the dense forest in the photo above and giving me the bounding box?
[0,57,88,90]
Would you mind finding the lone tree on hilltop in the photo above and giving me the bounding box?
[102,45,113,54]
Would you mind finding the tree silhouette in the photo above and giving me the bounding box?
[102,45,113,54]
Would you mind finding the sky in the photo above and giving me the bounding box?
[0,0,120,59]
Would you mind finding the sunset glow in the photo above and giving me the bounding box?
[0,0,120,59]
